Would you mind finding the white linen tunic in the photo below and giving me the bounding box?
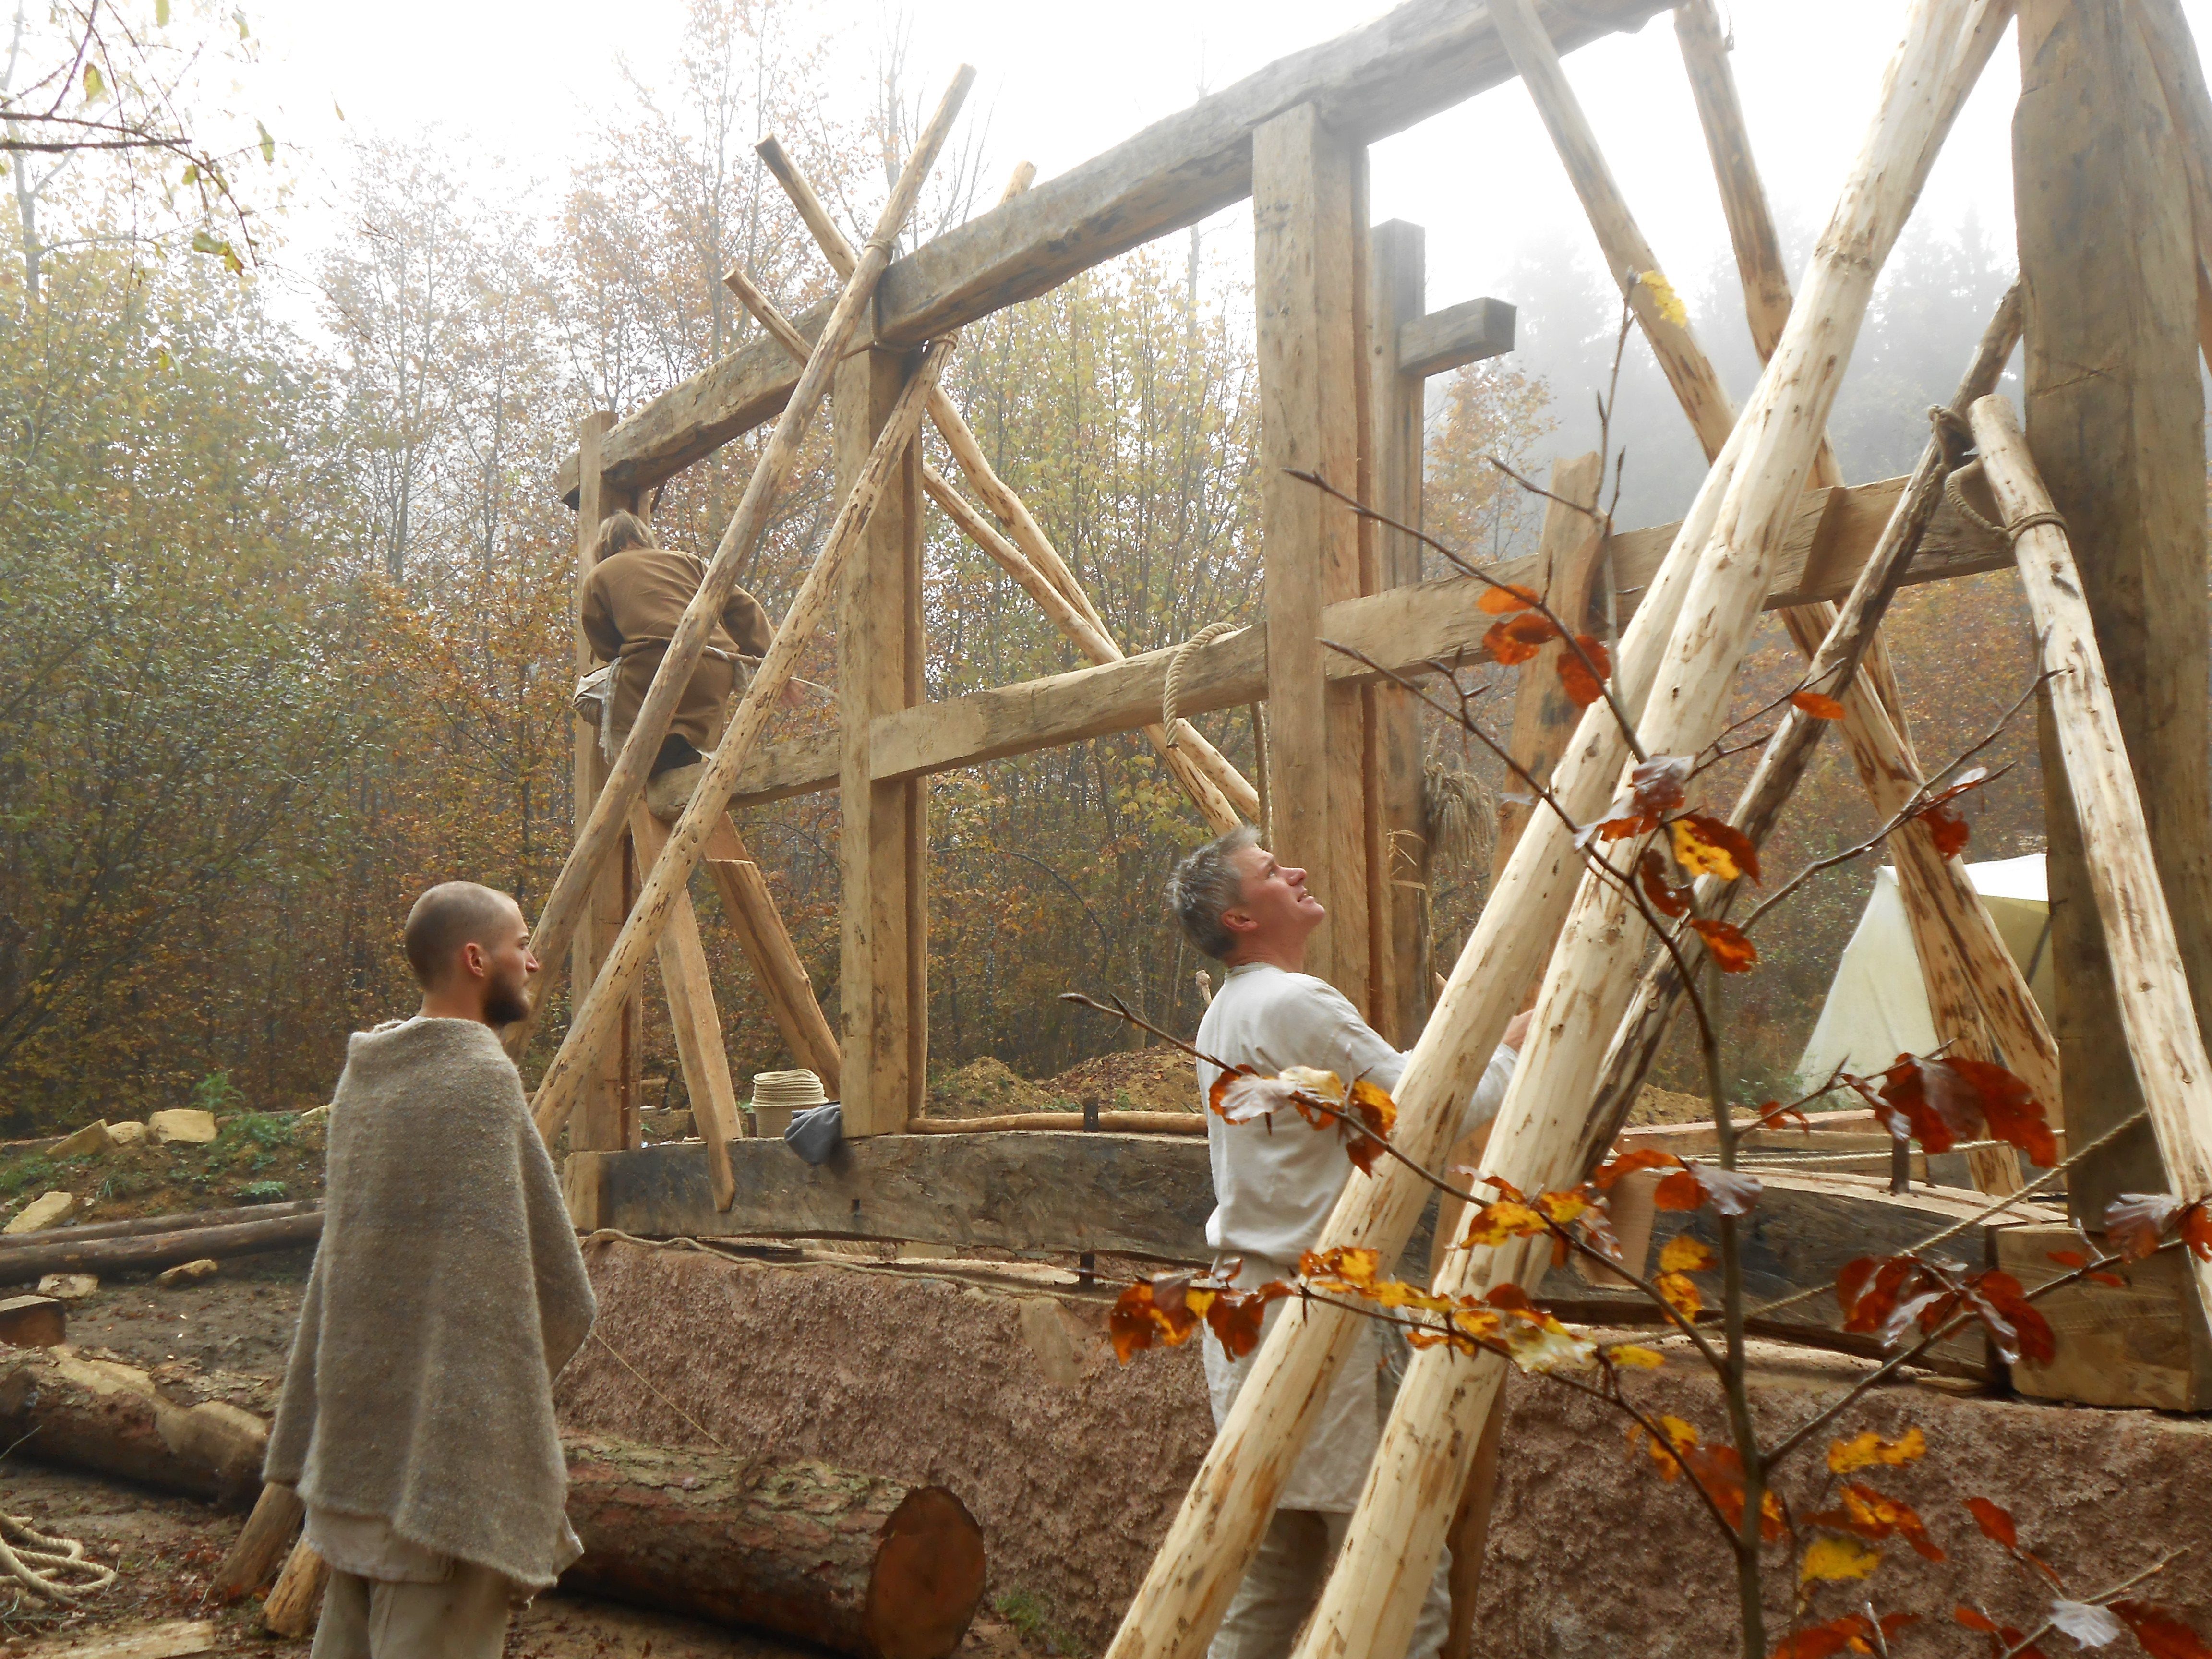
[1194,963,1515,1512]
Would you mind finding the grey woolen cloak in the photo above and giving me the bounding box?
[266,1015,596,1590]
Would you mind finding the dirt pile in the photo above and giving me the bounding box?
[924,1056,1072,1118]
[1050,1047,1199,1117]
[0,1109,326,1229]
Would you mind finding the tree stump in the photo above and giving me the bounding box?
[561,1435,986,1659]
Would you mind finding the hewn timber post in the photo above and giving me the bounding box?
[837,345,930,1137]
[2015,0,2212,1220]
[1366,220,1431,1045]
[1255,103,1369,1008]
[573,412,642,1154]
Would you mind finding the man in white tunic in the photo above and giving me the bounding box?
[1166,826,1525,1659]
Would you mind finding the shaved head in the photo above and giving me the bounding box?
[403,882,522,988]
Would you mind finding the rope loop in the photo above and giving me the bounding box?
[1164,622,1243,745]
[0,1511,118,1603]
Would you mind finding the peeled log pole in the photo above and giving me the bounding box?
[904,1111,1202,1134]
[504,67,974,1062]
[532,333,961,1142]
[262,1538,329,1638]
[1970,394,2212,1322]
[562,1436,986,1659]
[0,1346,267,1507]
[0,1210,323,1285]
[0,1199,316,1253]
[213,1481,304,1602]
[1284,8,1982,1658]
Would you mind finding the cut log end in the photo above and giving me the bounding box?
[863,1486,989,1659]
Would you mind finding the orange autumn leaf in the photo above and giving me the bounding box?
[1485,612,1559,665]
[1670,813,1762,884]
[1965,1495,2018,1549]
[2112,1603,2212,1659]
[1689,917,1760,972]
[1555,634,1611,707]
[1791,689,1847,720]
[1638,848,1689,919]
[1827,1425,1927,1474]
[1478,582,1542,614]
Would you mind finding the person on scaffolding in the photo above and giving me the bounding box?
[1165,825,1527,1659]
[577,508,777,817]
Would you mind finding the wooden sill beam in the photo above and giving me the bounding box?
[1397,296,1515,378]
[553,0,1671,504]
[717,473,2009,811]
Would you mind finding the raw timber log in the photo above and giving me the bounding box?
[1521,0,2040,1196]
[746,144,1257,830]
[2015,0,2212,1222]
[0,1346,267,1506]
[507,68,974,1069]
[562,1435,987,1659]
[0,1199,316,1252]
[723,256,1241,834]
[904,1111,1202,1135]
[532,330,962,1143]
[1970,393,2212,1326]
[553,0,1671,503]
[0,1210,324,1284]
[261,1538,328,1638]
[1271,8,1992,1658]
[212,1481,304,1602]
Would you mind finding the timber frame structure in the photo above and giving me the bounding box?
[528,0,2212,1648]
[536,0,2212,1543]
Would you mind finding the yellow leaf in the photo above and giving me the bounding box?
[1278,1065,1344,1104]
[1460,1199,1549,1248]
[1639,268,1689,329]
[1659,1234,1716,1274]
[1671,817,1743,881]
[1801,1536,1883,1584]
[1607,1343,1667,1370]
[1655,1270,1703,1319]
[1827,1425,1928,1475]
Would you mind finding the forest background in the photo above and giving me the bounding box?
[0,0,2048,1136]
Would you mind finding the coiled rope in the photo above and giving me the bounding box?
[0,1510,117,1603]
[1163,622,1243,746]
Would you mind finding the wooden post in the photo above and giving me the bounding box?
[2015,0,2212,1222]
[1255,102,1369,1010]
[1366,219,1431,1045]
[574,412,641,1154]
[838,344,930,1139]
[1489,452,1605,877]
[1972,392,2212,1329]
[2129,0,2212,366]
[629,804,744,1208]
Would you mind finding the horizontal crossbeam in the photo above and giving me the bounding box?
[554,0,1671,504]
[1398,296,1515,377]
[717,472,2009,810]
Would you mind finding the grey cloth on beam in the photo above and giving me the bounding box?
[784,1103,842,1165]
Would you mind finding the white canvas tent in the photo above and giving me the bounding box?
[1796,853,2056,1085]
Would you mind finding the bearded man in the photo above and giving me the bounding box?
[266,881,596,1658]
[1165,826,1527,1659]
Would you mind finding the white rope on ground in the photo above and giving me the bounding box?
[1162,621,1243,746]
[0,1511,117,1603]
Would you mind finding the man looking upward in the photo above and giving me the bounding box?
[266,882,597,1659]
[1165,826,1526,1659]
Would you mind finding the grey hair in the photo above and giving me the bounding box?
[1166,824,1260,961]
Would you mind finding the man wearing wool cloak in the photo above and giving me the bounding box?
[266,881,597,1658]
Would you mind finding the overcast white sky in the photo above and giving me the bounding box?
[235,0,2212,344]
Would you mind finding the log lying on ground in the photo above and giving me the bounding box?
[564,1435,985,1659]
[0,1346,267,1507]
[0,1199,318,1254]
[0,1210,323,1284]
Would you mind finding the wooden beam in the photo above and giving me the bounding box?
[1255,102,1369,1008]
[2015,0,2212,1221]
[1395,295,1515,379]
[837,345,930,1140]
[715,476,2012,813]
[1368,219,1431,1045]
[1974,391,2212,1329]
[574,414,640,1154]
[552,0,1672,505]
[702,822,843,1095]
[2130,0,2212,366]
[1489,452,1603,876]
[630,805,744,1210]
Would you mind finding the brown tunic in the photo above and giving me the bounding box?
[579,547,774,749]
